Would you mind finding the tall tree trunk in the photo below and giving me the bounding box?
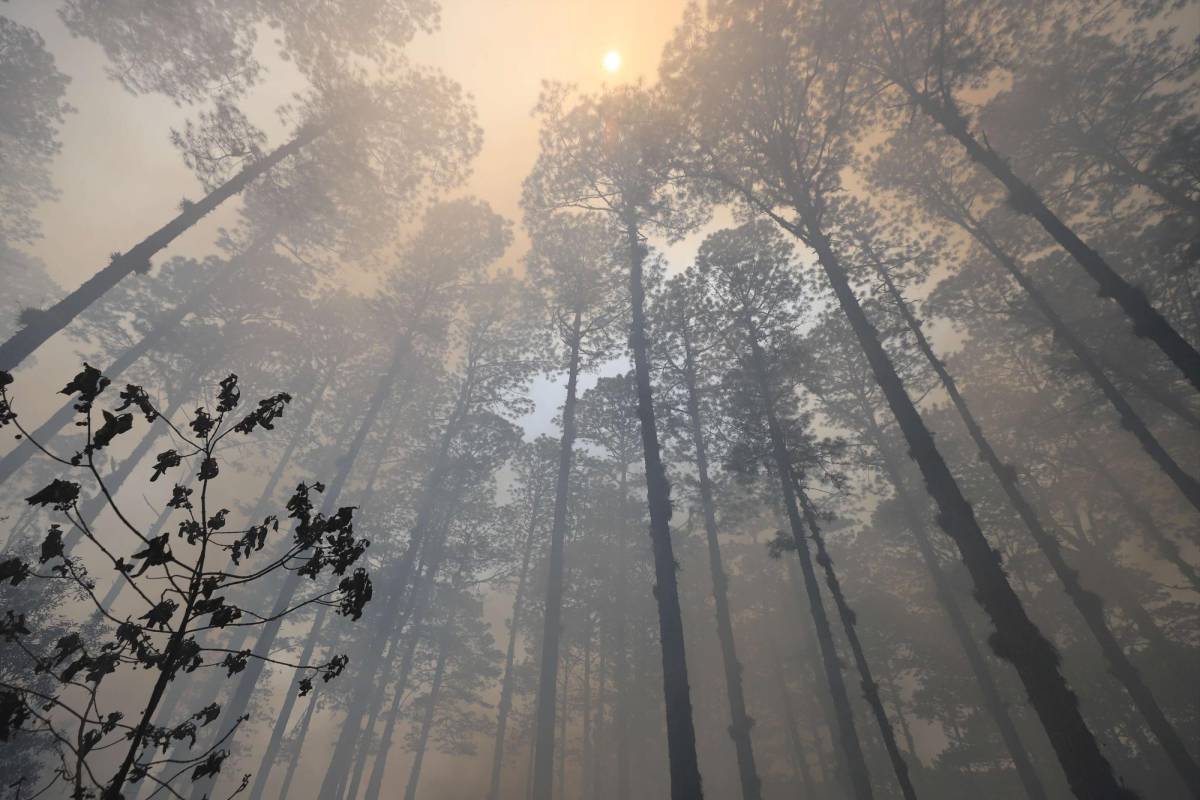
[862,411,1048,800]
[614,468,632,800]
[959,215,1200,515]
[532,311,584,800]
[489,488,545,800]
[906,88,1200,392]
[623,217,704,800]
[680,331,763,800]
[744,327,874,800]
[873,263,1200,793]
[785,204,1132,799]
[0,130,323,373]
[402,631,450,800]
[793,482,917,800]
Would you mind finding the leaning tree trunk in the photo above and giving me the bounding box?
[276,684,319,800]
[680,333,763,800]
[0,129,323,373]
[874,262,1200,793]
[402,629,450,800]
[907,88,1200,393]
[488,482,545,800]
[863,410,1048,800]
[623,217,705,800]
[783,198,1133,799]
[793,482,917,800]
[532,310,584,800]
[744,328,874,800]
[959,215,1200,515]
[0,246,260,487]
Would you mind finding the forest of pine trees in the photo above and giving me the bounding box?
[0,1,1197,798]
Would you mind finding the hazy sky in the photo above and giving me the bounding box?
[2,0,698,437]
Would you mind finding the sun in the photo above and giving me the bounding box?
[602,50,622,73]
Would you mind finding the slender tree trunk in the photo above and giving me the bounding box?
[1075,440,1200,591]
[794,483,917,799]
[768,636,816,799]
[873,263,1200,793]
[277,690,318,800]
[558,654,570,800]
[342,629,403,800]
[680,332,763,800]
[1100,145,1200,219]
[402,632,449,800]
[1091,349,1200,432]
[0,130,323,373]
[489,489,542,800]
[593,616,608,800]
[623,217,704,800]
[582,616,593,800]
[780,546,843,796]
[960,217,1200,515]
[880,658,918,758]
[614,469,632,800]
[744,328,874,800]
[533,312,584,800]
[908,88,1200,392]
[786,205,1132,799]
[863,412,1048,800]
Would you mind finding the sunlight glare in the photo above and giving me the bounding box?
[602,50,622,73]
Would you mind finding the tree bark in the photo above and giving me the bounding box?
[0,129,322,373]
[785,205,1131,798]
[680,329,763,800]
[623,217,704,800]
[532,310,584,800]
[909,89,1200,393]
[874,261,1200,793]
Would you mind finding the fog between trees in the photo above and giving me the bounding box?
[1,1,1198,799]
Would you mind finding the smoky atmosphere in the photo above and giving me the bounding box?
[1,1,1198,799]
